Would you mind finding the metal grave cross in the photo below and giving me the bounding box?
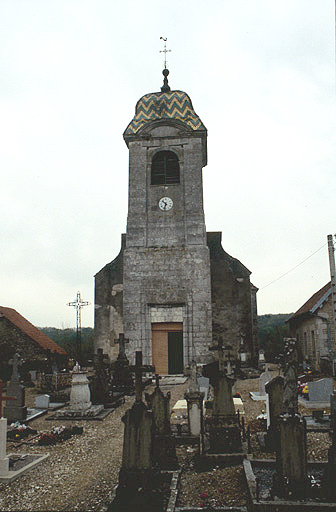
[0,380,16,417]
[114,333,129,360]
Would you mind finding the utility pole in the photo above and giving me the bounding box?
[67,291,90,365]
[328,234,336,355]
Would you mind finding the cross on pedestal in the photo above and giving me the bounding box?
[135,351,149,402]
[8,353,22,382]
[0,380,16,417]
[209,339,225,373]
[210,341,234,374]
[114,333,129,360]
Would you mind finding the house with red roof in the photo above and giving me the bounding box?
[287,282,335,371]
[0,306,67,379]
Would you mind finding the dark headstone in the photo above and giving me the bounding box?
[207,343,242,454]
[272,338,308,498]
[3,354,27,423]
[265,375,284,451]
[115,352,153,507]
[145,375,177,469]
[90,349,111,404]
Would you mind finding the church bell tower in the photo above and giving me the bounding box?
[121,68,212,372]
[94,67,258,371]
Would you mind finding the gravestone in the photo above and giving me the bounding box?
[208,340,242,454]
[272,338,308,499]
[308,378,333,404]
[90,348,111,404]
[259,365,272,395]
[115,351,153,507]
[185,361,204,438]
[197,376,210,400]
[331,390,336,430]
[111,333,134,394]
[145,375,177,469]
[35,394,50,409]
[51,367,105,419]
[3,353,27,423]
[324,390,336,499]
[0,418,9,477]
[265,375,284,451]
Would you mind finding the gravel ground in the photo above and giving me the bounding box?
[0,371,333,511]
[0,381,188,512]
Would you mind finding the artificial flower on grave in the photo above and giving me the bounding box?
[38,433,57,446]
[7,423,37,440]
[38,425,83,446]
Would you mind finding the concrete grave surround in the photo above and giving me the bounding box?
[0,417,48,483]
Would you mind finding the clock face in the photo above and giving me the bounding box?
[158,197,173,211]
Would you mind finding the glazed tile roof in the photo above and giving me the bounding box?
[0,306,67,355]
[290,282,331,319]
[124,90,206,136]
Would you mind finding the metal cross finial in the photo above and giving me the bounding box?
[160,37,171,69]
[67,291,90,364]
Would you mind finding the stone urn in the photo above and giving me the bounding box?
[69,371,92,411]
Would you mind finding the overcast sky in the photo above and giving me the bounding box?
[1,1,335,328]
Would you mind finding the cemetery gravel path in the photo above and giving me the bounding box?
[0,382,188,512]
[0,373,332,511]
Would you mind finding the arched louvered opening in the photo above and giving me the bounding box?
[151,150,180,185]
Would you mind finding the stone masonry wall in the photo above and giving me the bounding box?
[123,244,212,366]
[94,235,125,360]
[207,232,256,359]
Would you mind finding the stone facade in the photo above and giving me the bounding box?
[94,235,124,361]
[94,77,258,370]
[207,232,258,361]
[288,282,335,371]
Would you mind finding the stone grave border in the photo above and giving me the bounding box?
[0,453,49,483]
[244,458,336,511]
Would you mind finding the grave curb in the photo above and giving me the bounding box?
[244,458,336,511]
[0,453,49,483]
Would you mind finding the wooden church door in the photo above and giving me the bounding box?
[152,323,183,375]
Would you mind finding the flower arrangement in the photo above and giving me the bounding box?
[7,422,37,440]
[199,488,227,509]
[38,425,83,446]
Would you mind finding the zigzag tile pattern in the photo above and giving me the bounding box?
[124,90,205,135]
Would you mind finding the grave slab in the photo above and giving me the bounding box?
[160,376,188,386]
[46,405,112,421]
[249,391,267,401]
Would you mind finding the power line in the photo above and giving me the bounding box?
[260,242,328,291]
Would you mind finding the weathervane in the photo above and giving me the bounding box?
[160,36,171,69]
[160,37,171,92]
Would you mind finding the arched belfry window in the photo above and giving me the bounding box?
[151,150,180,185]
